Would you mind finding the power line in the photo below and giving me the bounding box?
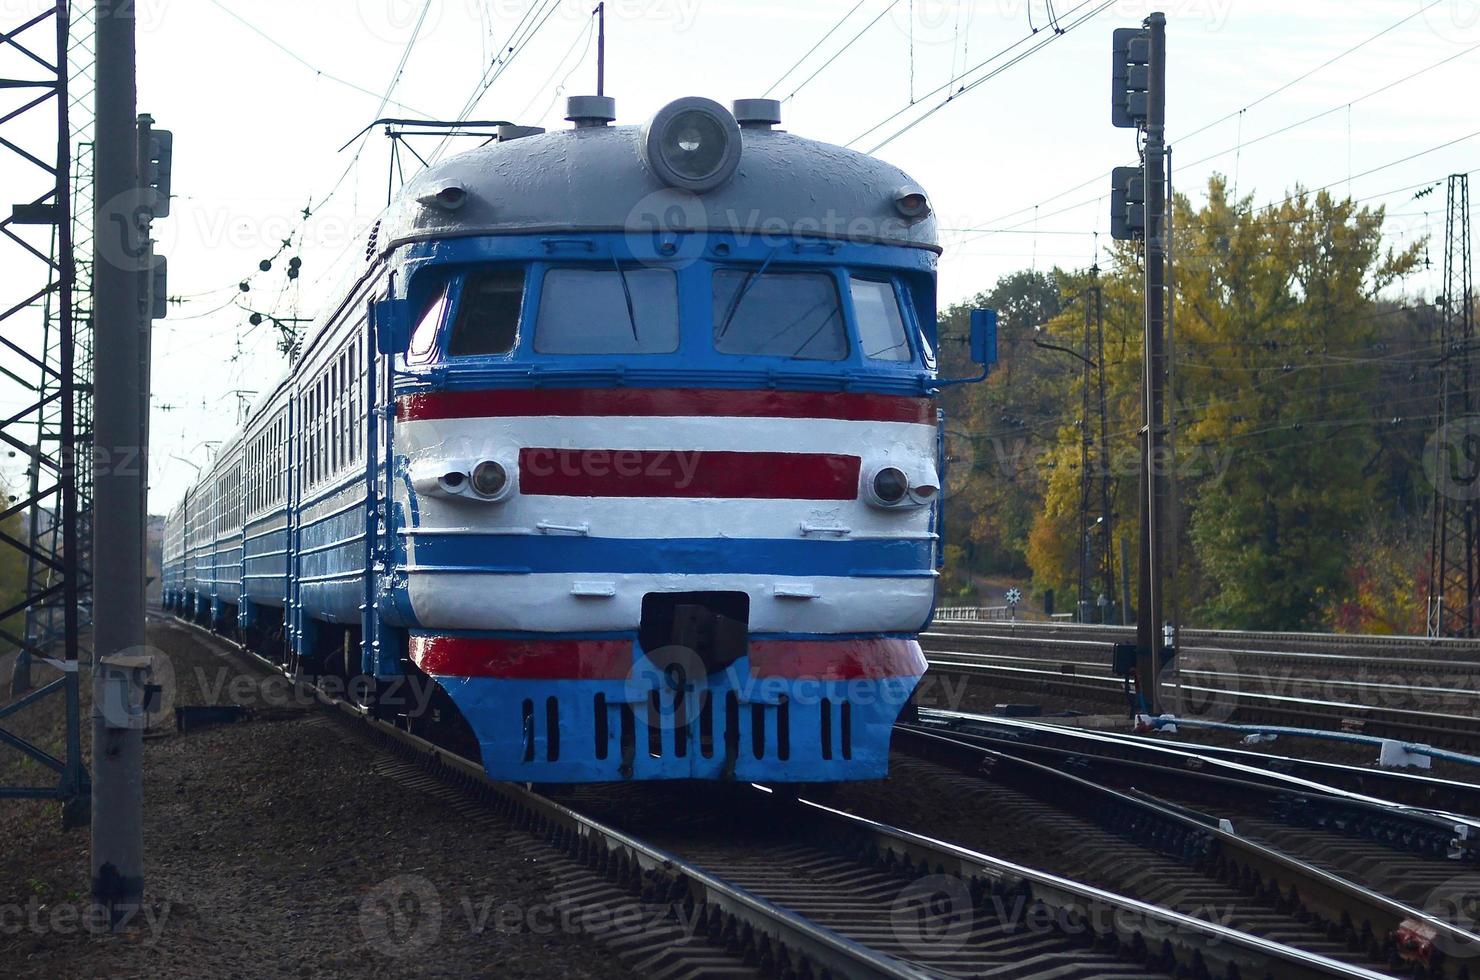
[775,0,903,104]
[955,3,1470,244]
[1177,39,1480,176]
[847,0,1113,152]
[428,0,567,164]
[202,0,432,115]
[515,13,598,122]
[762,0,872,98]
[1179,0,1448,144]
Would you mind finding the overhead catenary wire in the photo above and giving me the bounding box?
[773,0,903,104]
[956,2,1474,242]
[761,0,873,99]
[202,0,433,116]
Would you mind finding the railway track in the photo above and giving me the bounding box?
[916,708,1480,818]
[891,722,1480,978]
[927,619,1480,658]
[923,621,1480,752]
[167,616,1394,979]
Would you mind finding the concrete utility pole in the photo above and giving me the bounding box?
[91,0,148,927]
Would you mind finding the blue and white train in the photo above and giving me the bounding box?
[161,95,995,783]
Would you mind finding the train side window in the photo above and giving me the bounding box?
[408,287,448,363]
[712,269,847,360]
[535,268,678,354]
[849,277,912,361]
[449,269,523,356]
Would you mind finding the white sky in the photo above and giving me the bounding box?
[2,0,1478,507]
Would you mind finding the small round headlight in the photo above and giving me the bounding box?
[641,97,741,193]
[471,460,508,498]
[872,467,909,505]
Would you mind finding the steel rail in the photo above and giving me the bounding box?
[924,657,1480,749]
[918,707,1480,816]
[894,725,1480,977]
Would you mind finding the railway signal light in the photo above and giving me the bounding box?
[1110,166,1145,241]
[143,127,172,218]
[150,258,168,320]
[1111,27,1150,129]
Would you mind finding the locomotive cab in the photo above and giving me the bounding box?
[285,96,983,783]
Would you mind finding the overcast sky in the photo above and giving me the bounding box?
[3,1,1478,507]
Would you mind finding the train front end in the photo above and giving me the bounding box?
[372,96,989,782]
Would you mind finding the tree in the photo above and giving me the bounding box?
[1019,176,1422,628]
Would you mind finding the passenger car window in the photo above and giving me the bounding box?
[535,268,679,354]
[712,269,846,360]
[849,277,911,361]
[449,268,524,356]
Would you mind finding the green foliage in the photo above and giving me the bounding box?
[946,176,1429,630]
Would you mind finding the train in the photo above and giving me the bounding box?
[161,94,996,783]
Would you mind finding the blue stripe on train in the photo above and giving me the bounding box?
[403,533,936,578]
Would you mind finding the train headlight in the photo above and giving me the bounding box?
[869,467,910,507]
[471,459,513,501]
[641,97,741,193]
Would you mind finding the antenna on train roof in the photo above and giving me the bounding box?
[595,3,606,97]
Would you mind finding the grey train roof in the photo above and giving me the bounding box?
[379,104,940,255]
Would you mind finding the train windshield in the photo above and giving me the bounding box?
[535,267,679,354]
[449,268,524,356]
[712,269,847,360]
[849,277,912,361]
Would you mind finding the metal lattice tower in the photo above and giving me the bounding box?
[68,2,95,629]
[0,0,87,821]
[1428,174,1476,638]
[13,0,93,686]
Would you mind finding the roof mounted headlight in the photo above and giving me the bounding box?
[893,184,931,221]
[641,97,742,193]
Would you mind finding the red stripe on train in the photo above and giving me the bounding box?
[398,388,934,425]
[411,636,634,680]
[748,638,926,680]
[519,448,860,499]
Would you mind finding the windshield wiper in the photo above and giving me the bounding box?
[610,253,639,341]
[716,245,782,340]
